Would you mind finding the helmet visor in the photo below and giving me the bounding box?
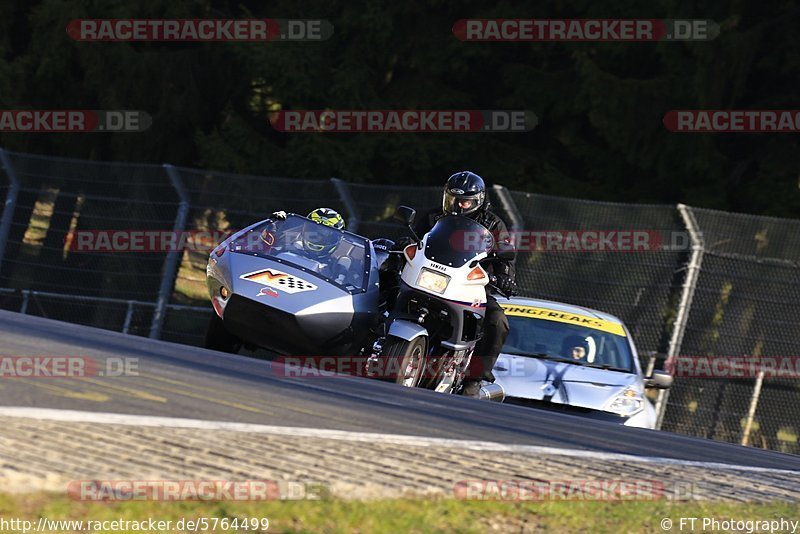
[443,190,484,215]
[303,223,340,255]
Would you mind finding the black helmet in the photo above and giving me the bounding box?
[561,335,593,361]
[442,171,486,216]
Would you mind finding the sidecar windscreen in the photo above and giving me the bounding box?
[229,214,371,293]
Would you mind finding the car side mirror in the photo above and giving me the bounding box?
[644,370,673,390]
[394,205,416,227]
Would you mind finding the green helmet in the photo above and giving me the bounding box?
[304,208,345,257]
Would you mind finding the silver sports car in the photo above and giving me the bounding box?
[490,297,672,428]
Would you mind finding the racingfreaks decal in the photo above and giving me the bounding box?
[500,304,627,337]
[240,268,318,294]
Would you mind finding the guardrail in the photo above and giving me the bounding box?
[0,287,209,336]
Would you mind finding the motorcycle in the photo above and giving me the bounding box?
[204,208,509,398]
[365,206,512,396]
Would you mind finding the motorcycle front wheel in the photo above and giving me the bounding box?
[381,335,426,388]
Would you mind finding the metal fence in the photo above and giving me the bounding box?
[659,207,800,452]
[0,148,798,453]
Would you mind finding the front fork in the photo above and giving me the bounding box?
[365,337,474,393]
[429,349,473,393]
[365,297,477,392]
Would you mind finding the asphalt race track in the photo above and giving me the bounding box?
[2,309,799,471]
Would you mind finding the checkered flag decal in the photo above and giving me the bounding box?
[241,269,318,294]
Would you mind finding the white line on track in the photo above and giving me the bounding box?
[1,407,797,475]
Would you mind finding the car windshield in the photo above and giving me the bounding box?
[502,307,634,372]
[423,215,494,268]
[229,214,370,293]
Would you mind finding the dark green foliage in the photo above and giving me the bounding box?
[0,0,797,216]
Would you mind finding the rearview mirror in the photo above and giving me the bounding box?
[493,231,515,261]
[394,205,416,227]
[644,370,673,390]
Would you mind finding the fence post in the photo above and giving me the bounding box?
[122,301,135,335]
[330,178,359,233]
[149,164,190,339]
[0,149,21,273]
[492,184,524,231]
[655,204,705,429]
[741,369,765,446]
[19,290,29,314]
[645,351,658,377]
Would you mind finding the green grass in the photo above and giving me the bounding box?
[1,492,797,533]
[173,248,211,304]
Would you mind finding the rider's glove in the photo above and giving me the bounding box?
[271,210,287,220]
[491,273,518,296]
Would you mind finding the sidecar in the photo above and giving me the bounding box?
[205,214,382,356]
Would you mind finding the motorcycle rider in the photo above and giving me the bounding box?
[411,171,517,397]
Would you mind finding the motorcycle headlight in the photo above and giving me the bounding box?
[416,268,450,294]
[607,388,644,417]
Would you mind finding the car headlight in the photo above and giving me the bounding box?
[606,388,644,417]
[416,268,450,294]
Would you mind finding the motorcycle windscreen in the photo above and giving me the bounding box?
[423,215,494,268]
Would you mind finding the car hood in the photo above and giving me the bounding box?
[493,353,640,410]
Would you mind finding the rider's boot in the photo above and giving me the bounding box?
[460,380,481,398]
